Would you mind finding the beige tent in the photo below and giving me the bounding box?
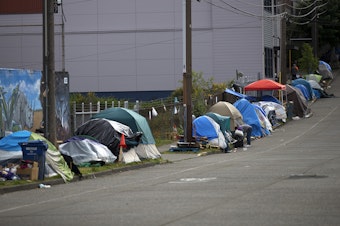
[208,101,243,131]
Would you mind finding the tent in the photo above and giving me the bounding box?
[59,136,117,165]
[306,74,322,83]
[308,80,323,90]
[286,84,310,118]
[192,115,227,149]
[244,79,286,91]
[205,112,231,133]
[254,101,287,122]
[233,99,270,137]
[0,130,73,182]
[252,104,273,132]
[318,62,333,80]
[74,118,142,157]
[292,78,315,101]
[244,79,286,103]
[294,84,311,101]
[319,60,332,71]
[93,107,161,159]
[208,101,243,131]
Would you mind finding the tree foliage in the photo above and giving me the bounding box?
[298,43,318,74]
[286,0,340,59]
[171,71,227,117]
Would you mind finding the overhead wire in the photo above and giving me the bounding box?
[230,0,324,11]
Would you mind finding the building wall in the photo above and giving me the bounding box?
[0,0,280,99]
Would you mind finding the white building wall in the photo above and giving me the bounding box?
[0,0,280,97]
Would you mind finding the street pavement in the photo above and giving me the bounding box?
[0,70,339,226]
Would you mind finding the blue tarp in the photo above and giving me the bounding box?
[225,88,257,102]
[294,84,311,101]
[0,130,31,152]
[319,60,332,71]
[193,116,218,140]
[233,99,269,137]
[292,78,314,100]
[260,95,281,104]
[225,88,247,99]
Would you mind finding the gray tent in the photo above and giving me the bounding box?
[286,85,311,118]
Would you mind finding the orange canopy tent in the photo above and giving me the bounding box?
[244,79,286,104]
[244,79,286,91]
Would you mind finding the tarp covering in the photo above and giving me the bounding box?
[205,112,231,133]
[286,84,309,118]
[75,118,136,147]
[244,79,286,91]
[254,101,287,122]
[0,130,73,182]
[93,107,161,159]
[318,62,333,80]
[74,118,142,157]
[306,74,322,83]
[294,84,311,101]
[93,108,155,144]
[59,137,117,165]
[192,115,227,149]
[208,101,243,131]
[292,78,315,100]
[234,99,270,137]
[252,104,273,132]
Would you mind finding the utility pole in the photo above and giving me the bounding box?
[183,0,193,143]
[280,0,287,84]
[43,0,57,146]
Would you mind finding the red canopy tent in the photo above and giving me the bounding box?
[244,79,286,104]
[244,79,286,91]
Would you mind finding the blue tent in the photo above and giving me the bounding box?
[294,84,311,101]
[0,130,73,181]
[193,116,218,140]
[192,116,228,149]
[233,99,269,137]
[292,78,314,100]
[319,60,332,71]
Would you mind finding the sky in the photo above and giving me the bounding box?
[0,68,42,110]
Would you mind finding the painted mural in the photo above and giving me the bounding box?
[0,68,70,140]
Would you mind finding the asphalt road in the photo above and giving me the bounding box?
[1,72,340,226]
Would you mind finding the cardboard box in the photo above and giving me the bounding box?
[17,162,39,181]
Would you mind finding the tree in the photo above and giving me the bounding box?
[286,0,340,62]
[298,43,318,74]
[171,71,227,117]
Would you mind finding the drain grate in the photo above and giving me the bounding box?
[288,174,328,179]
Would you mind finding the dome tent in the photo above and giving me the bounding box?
[93,108,161,159]
[208,101,243,132]
[233,99,270,137]
[192,115,228,150]
[0,130,73,182]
